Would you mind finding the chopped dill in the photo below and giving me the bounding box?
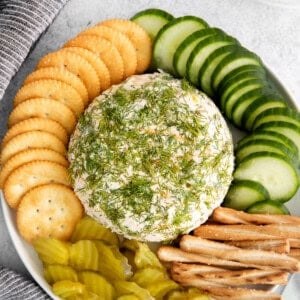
[68,73,234,240]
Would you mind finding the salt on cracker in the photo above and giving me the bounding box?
[4,161,71,209]
[0,148,69,188]
[61,47,111,92]
[64,35,124,84]
[2,117,68,146]
[80,25,137,78]
[0,131,67,164]
[13,79,84,117]
[23,67,89,105]
[16,183,83,243]
[37,50,100,100]
[8,98,76,134]
[99,19,152,73]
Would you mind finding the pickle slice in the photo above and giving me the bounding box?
[116,295,140,300]
[131,267,166,287]
[66,291,103,300]
[122,240,163,269]
[69,240,98,271]
[146,279,179,299]
[131,267,179,299]
[114,281,153,300]
[33,238,70,265]
[78,271,115,300]
[71,215,119,245]
[44,264,78,284]
[52,280,86,298]
[94,241,132,280]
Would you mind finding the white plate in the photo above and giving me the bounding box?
[1,1,300,299]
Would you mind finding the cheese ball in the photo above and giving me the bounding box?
[68,73,234,242]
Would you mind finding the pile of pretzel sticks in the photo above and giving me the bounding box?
[158,207,300,300]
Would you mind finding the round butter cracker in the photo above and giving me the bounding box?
[64,35,124,85]
[80,25,137,79]
[37,50,100,100]
[0,131,67,164]
[0,148,69,188]
[13,79,84,117]
[2,117,68,146]
[99,19,152,73]
[17,183,83,243]
[61,47,111,92]
[8,98,76,134]
[23,67,89,105]
[3,160,71,209]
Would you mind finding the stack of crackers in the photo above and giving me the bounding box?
[0,19,152,243]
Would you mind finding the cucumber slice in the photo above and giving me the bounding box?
[246,200,290,215]
[211,48,263,93]
[216,65,266,96]
[218,69,267,102]
[234,152,299,202]
[198,44,239,97]
[241,94,287,131]
[252,107,300,130]
[131,8,174,40]
[235,139,298,165]
[255,121,300,161]
[223,179,270,211]
[231,87,273,128]
[186,34,238,85]
[221,78,266,118]
[153,16,208,74]
[237,130,299,159]
[173,27,226,78]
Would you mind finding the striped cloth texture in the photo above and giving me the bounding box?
[0,0,68,101]
[0,1,68,298]
[0,266,50,299]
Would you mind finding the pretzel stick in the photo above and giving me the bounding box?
[289,239,300,248]
[212,207,300,225]
[289,256,300,260]
[171,262,289,285]
[171,274,282,300]
[170,262,228,274]
[226,239,290,254]
[194,224,300,240]
[194,224,274,240]
[212,294,281,300]
[180,235,300,272]
[157,246,269,270]
[289,248,300,258]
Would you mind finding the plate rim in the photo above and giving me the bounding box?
[0,190,59,299]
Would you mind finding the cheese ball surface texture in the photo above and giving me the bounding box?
[68,73,234,242]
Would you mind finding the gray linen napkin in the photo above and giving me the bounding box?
[0,266,51,300]
[0,0,68,101]
[0,0,68,298]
